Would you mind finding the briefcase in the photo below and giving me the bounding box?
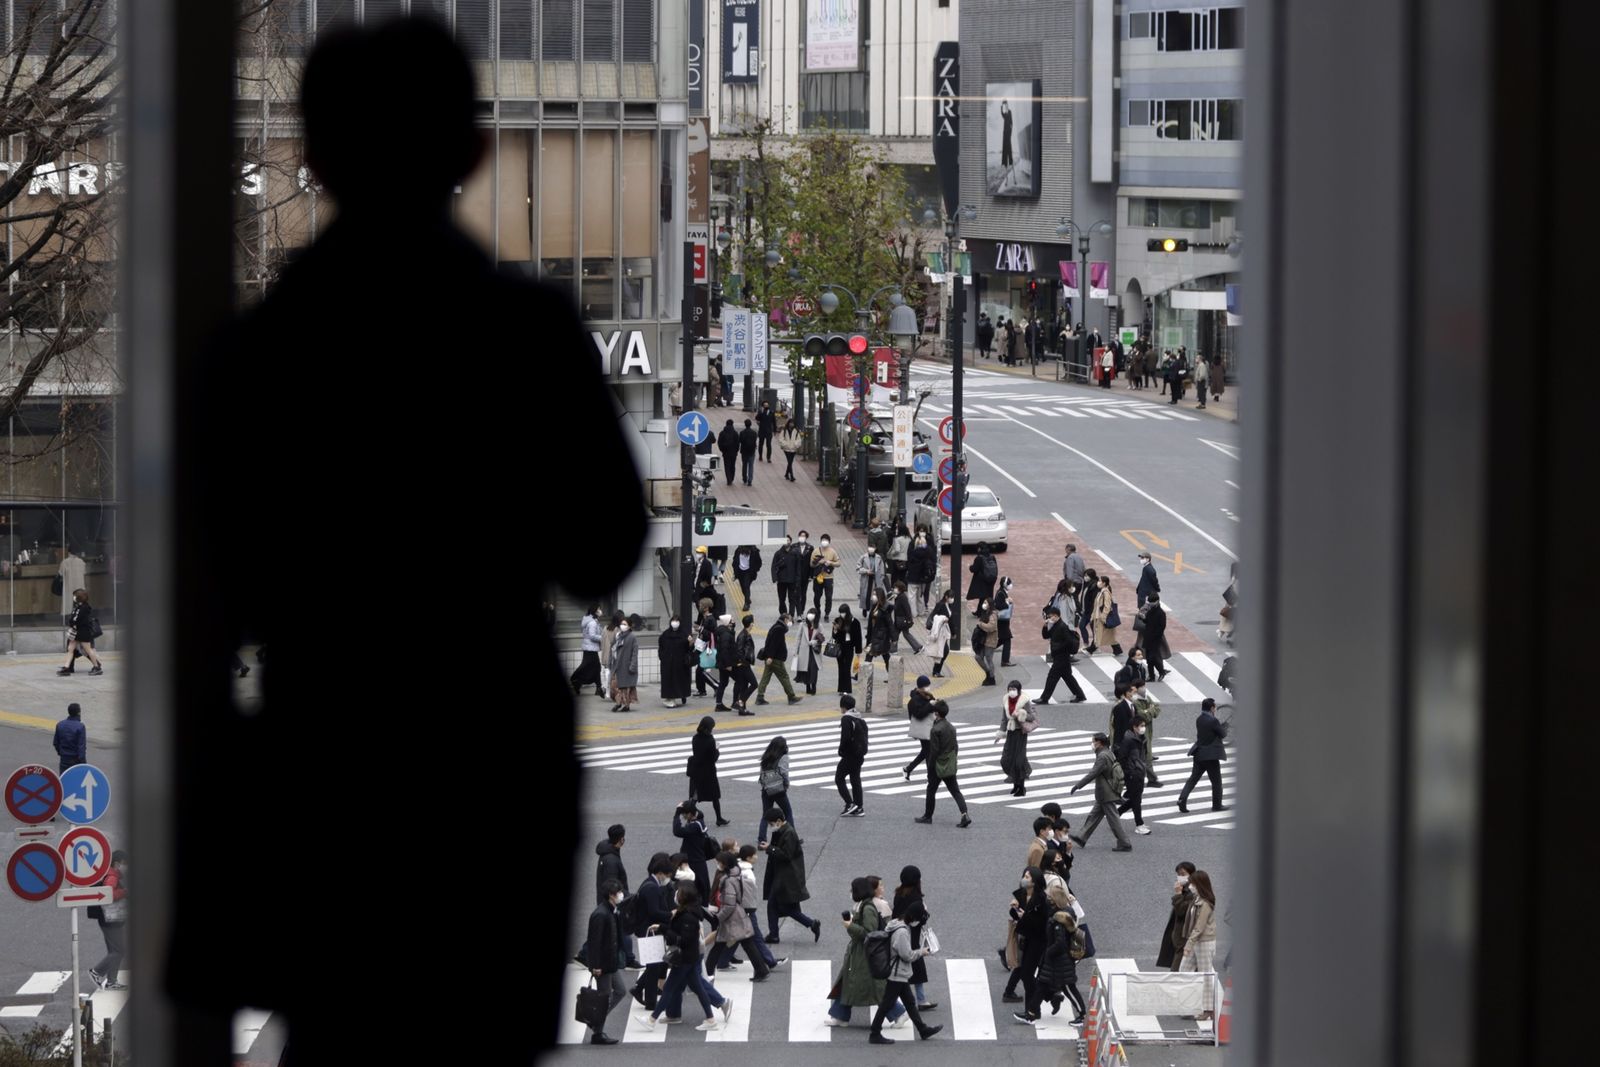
[575,977,610,1030]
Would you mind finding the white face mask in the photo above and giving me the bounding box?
[619,623,630,632]
[807,613,816,621]
[1019,879,1032,891]
[670,620,680,629]
[1177,875,1190,886]
[611,893,625,907]
[867,548,875,555]
[820,539,829,548]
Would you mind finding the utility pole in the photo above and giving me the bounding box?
[680,239,697,624]
[948,222,966,650]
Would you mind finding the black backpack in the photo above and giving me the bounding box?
[982,555,998,581]
[618,894,642,934]
[864,929,895,980]
[851,717,870,757]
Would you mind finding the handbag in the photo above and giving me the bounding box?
[635,933,666,965]
[574,977,611,1030]
[1002,919,1020,971]
[1020,706,1040,734]
[1132,612,1147,633]
[698,648,718,670]
[823,640,839,658]
[1105,603,1122,629]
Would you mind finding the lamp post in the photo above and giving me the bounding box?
[923,204,975,649]
[1056,217,1112,381]
[714,224,730,322]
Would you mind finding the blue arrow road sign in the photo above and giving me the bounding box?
[676,411,711,446]
[58,764,109,825]
[913,452,934,475]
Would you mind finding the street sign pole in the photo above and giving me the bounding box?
[681,239,697,624]
[949,270,965,650]
[70,906,82,1067]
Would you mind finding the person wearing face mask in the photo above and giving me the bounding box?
[994,576,1016,666]
[867,589,895,672]
[1068,733,1133,852]
[771,535,797,615]
[731,614,761,714]
[792,608,826,695]
[810,533,840,615]
[778,419,803,481]
[892,580,925,656]
[1092,573,1122,656]
[1115,647,1151,692]
[972,599,999,685]
[890,866,939,1012]
[999,679,1033,797]
[825,877,906,1030]
[791,531,817,617]
[755,613,803,706]
[608,614,641,713]
[1130,679,1163,788]
[658,615,692,708]
[902,676,936,781]
[925,591,954,677]
[1037,606,1089,704]
[915,700,972,828]
[584,878,631,1043]
[687,716,731,827]
[886,521,912,587]
[1116,714,1152,835]
[967,542,998,604]
[1008,866,1051,1026]
[857,544,887,616]
[707,852,772,982]
[832,605,863,694]
[629,853,677,1012]
[571,605,606,698]
[731,543,763,610]
[1157,862,1198,970]
[835,694,870,816]
[708,613,736,710]
[906,529,936,614]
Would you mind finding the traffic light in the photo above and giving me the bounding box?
[696,514,717,536]
[1148,237,1190,253]
[954,469,970,509]
[1027,278,1039,301]
[846,333,869,356]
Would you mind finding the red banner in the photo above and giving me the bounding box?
[824,349,901,407]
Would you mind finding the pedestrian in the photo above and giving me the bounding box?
[826,876,906,1030]
[1116,714,1152,835]
[710,612,738,709]
[1114,646,1151,691]
[1135,593,1169,679]
[890,867,940,1012]
[832,605,862,694]
[1178,870,1220,1020]
[53,702,86,774]
[608,614,641,713]
[1024,318,1039,365]
[756,737,795,844]
[673,800,718,900]
[906,531,936,614]
[999,679,1033,797]
[707,359,724,407]
[761,807,822,944]
[1209,355,1224,398]
[792,531,818,616]
[1092,573,1123,656]
[1075,568,1099,648]
[1109,683,1136,752]
[856,543,886,615]
[771,535,796,615]
[629,853,677,1011]
[1004,319,1019,364]
[1037,606,1089,704]
[658,614,692,707]
[792,607,826,695]
[1194,355,1210,409]
[1062,543,1086,589]
[88,850,127,991]
[594,824,630,907]
[995,576,1015,666]
[972,599,999,685]
[1068,733,1133,852]
[778,419,803,481]
[739,418,759,486]
[56,589,103,676]
[1025,816,1054,872]
[915,700,972,827]
[706,852,772,981]
[887,522,911,587]
[808,532,838,615]
[735,844,786,971]
[731,543,763,609]
[570,605,604,697]
[868,899,943,1044]
[924,593,952,677]
[1176,698,1230,813]
[717,418,740,485]
[635,883,733,1032]
[754,613,803,706]
[966,542,997,604]
[977,313,994,359]
[901,676,936,780]
[1131,679,1164,787]
[1100,346,1114,388]
[834,694,869,817]
[1157,861,1198,970]
[1037,904,1088,1025]
[756,400,777,462]
[1045,579,1077,638]
[583,878,630,1043]
[1008,866,1051,1026]
[1218,563,1238,646]
[866,589,894,671]
[687,717,731,826]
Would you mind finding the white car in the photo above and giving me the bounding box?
[916,483,1008,550]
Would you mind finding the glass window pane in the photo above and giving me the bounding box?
[541,130,577,294]
[1127,197,1145,225]
[498,131,535,267]
[1218,8,1243,49]
[1163,11,1193,51]
[1129,12,1150,38]
[621,131,655,320]
[581,130,617,320]
[1219,99,1243,140]
[658,127,682,319]
[1128,99,1148,126]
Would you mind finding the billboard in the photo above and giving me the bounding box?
[985,80,1041,198]
[806,0,861,71]
[722,2,759,84]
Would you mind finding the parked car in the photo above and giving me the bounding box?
[859,411,933,489]
[915,483,1008,550]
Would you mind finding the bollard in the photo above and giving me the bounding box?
[1217,975,1233,1044]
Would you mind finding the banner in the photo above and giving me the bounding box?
[823,349,900,407]
[722,2,759,84]
[806,0,860,71]
[1059,260,1078,289]
[726,307,751,373]
[750,304,768,371]
[1090,261,1110,300]
[932,42,959,217]
[689,1,707,115]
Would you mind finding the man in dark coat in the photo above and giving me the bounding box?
[732,544,763,609]
[738,419,759,486]
[718,419,741,485]
[756,401,777,462]
[1135,553,1161,606]
[1137,594,1169,678]
[53,702,87,773]
[755,615,802,705]
[1024,318,1040,364]
[1115,718,1152,835]
[763,808,821,944]
[632,854,677,1009]
[791,532,817,616]
[584,880,629,1044]
[1036,607,1088,704]
[835,694,870,816]
[967,543,998,603]
[594,825,628,904]
[771,537,796,615]
[976,314,995,359]
[1176,698,1230,813]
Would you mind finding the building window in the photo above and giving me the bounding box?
[1129,12,1152,39]
[1127,198,1214,229]
[1149,98,1243,141]
[1218,8,1244,48]
[1127,99,1149,126]
[801,71,869,130]
[1154,7,1244,52]
[455,0,494,59]
[500,0,535,60]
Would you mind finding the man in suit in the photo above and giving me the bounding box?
[1063,544,1086,589]
[1176,698,1229,813]
[1138,594,1169,679]
[1135,552,1161,606]
[1036,606,1088,704]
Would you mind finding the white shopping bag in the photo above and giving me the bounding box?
[923,927,940,955]
[636,934,666,965]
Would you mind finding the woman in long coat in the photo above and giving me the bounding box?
[866,590,894,670]
[891,865,938,1011]
[791,608,826,695]
[686,716,731,826]
[832,605,863,694]
[999,680,1033,796]
[924,598,951,677]
[658,614,693,707]
[599,611,623,701]
[1092,573,1122,656]
[609,616,640,712]
[905,531,936,614]
[826,877,905,1026]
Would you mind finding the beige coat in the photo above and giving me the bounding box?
[1093,584,1119,647]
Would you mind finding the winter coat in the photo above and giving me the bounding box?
[1137,603,1169,660]
[580,612,603,652]
[586,902,624,974]
[1136,562,1161,607]
[53,717,87,764]
[1037,911,1081,993]
[635,875,675,937]
[974,612,998,652]
[836,900,889,1006]
[924,611,950,659]
[792,542,817,583]
[765,823,810,904]
[906,543,936,583]
[832,615,862,657]
[867,604,894,657]
[598,625,616,673]
[1064,552,1086,587]
[738,427,758,456]
[732,545,763,583]
[1001,695,1031,783]
[595,841,628,904]
[1011,889,1049,961]
[778,427,804,454]
[672,813,715,900]
[1157,886,1191,969]
[894,591,917,632]
[1073,748,1122,804]
[930,715,959,778]
[609,629,640,688]
[658,627,692,699]
[1109,699,1135,752]
[1133,693,1162,765]
[760,620,790,662]
[966,552,997,602]
[883,919,921,983]
[857,553,886,601]
[714,623,738,669]
[663,907,705,965]
[714,869,756,943]
[1043,618,1079,661]
[805,544,834,582]
[688,731,722,801]
[838,711,869,760]
[891,888,930,983]
[790,618,825,675]
[887,534,911,566]
[1182,896,1218,957]
[1117,729,1149,780]
[1190,709,1229,761]
[756,408,778,438]
[717,424,740,458]
[906,689,936,741]
[1093,585,1118,647]
[772,544,797,584]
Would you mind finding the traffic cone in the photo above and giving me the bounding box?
[1217,976,1233,1044]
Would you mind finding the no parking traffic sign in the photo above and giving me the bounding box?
[938,487,957,518]
[59,826,112,887]
[938,456,957,485]
[6,765,61,824]
[7,843,63,902]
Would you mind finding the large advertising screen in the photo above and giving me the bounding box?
[806,0,861,71]
[985,80,1042,199]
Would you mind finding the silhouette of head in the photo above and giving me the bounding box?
[301,18,482,212]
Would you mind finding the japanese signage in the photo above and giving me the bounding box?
[932,42,959,218]
[689,1,707,115]
[892,405,915,468]
[687,117,710,225]
[722,2,760,84]
[726,307,751,373]
[806,0,860,71]
[1090,261,1110,300]
[750,302,768,372]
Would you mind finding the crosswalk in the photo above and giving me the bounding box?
[922,395,1200,423]
[578,652,1237,832]
[555,956,1200,1044]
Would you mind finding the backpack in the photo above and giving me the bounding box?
[982,555,998,581]
[851,717,870,757]
[1106,755,1126,796]
[759,765,785,795]
[864,928,895,980]
[970,626,985,651]
[618,894,642,934]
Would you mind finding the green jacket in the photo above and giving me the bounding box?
[930,716,959,778]
[1073,748,1121,803]
[837,901,889,1006]
[1133,693,1161,763]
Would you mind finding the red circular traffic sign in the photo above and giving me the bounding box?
[847,406,869,431]
[937,416,967,444]
[938,456,957,485]
[938,487,957,517]
[59,826,112,887]
[7,843,63,902]
[5,765,61,825]
[792,295,816,317]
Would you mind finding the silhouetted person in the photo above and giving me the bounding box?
[177,20,645,1064]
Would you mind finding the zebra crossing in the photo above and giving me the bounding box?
[921,394,1200,423]
[555,956,1194,1044]
[577,652,1237,831]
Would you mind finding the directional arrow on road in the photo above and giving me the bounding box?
[1119,529,1171,551]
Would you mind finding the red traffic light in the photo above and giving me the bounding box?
[847,333,870,355]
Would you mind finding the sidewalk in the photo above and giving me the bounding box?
[921,343,1239,423]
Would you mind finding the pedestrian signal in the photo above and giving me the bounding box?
[696,515,717,535]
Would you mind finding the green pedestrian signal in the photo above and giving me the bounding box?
[697,515,717,535]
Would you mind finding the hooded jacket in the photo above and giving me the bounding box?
[595,840,627,904]
[906,688,936,740]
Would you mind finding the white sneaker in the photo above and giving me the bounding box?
[1134,825,1152,835]
[634,1013,657,1029]
[695,1018,720,1032]
[822,1016,849,1027]
[887,1015,912,1029]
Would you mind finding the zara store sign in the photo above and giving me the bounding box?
[993,242,1035,273]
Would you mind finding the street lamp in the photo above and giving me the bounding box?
[1056,217,1113,381]
[817,284,911,529]
[886,298,920,526]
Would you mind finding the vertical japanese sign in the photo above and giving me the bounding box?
[892,405,915,468]
[687,117,710,226]
[726,307,751,373]
[750,302,768,371]
[689,0,707,115]
[723,2,760,84]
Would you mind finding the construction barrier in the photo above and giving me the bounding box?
[1093,966,1224,1047]
[1080,973,1126,1066]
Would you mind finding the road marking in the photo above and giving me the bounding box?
[973,410,1238,560]
[233,1009,274,1056]
[1051,512,1076,532]
[704,968,754,1042]
[1059,407,1089,417]
[1158,667,1207,703]
[1082,407,1118,419]
[945,958,998,1040]
[1199,437,1239,458]
[917,419,1037,498]
[1140,410,1173,420]
[975,405,1010,416]
[1028,407,1062,417]
[1001,405,1038,418]
[1094,549,1122,571]
[1108,408,1145,420]
[1,971,70,1018]
[789,960,834,1042]
[1180,651,1225,680]
[1089,654,1121,680]
[1221,507,1240,523]
[1224,479,1240,489]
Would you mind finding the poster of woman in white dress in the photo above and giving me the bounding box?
[985,80,1041,198]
